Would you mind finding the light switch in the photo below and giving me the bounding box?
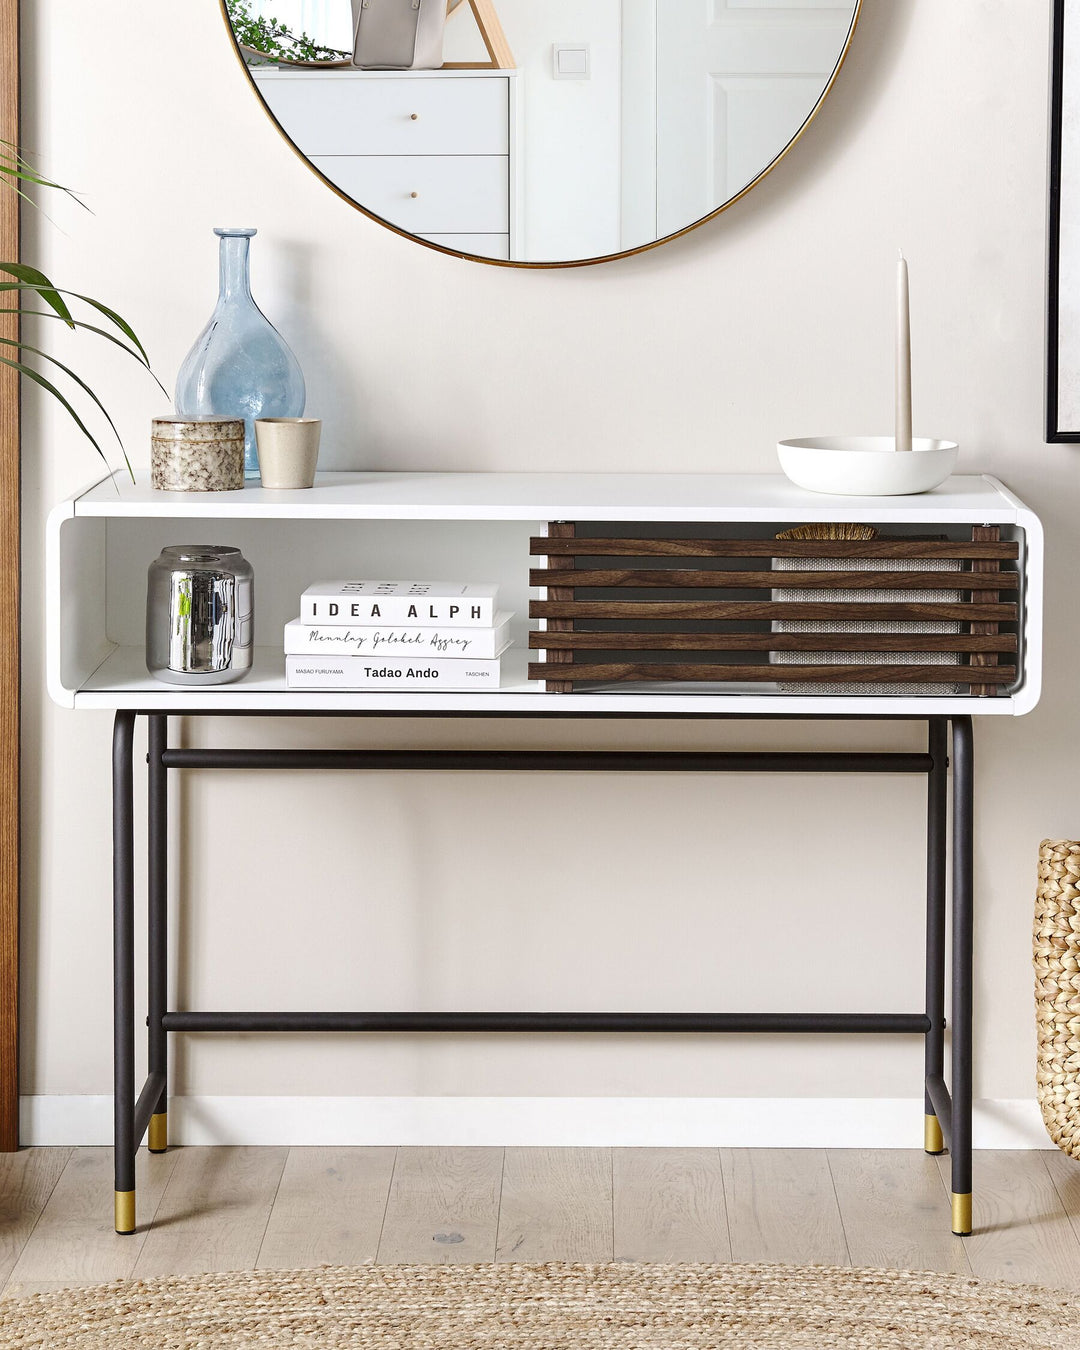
[553,43,589,80]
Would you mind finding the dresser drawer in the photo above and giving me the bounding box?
[257,74,509,156]
[312,155,508,234]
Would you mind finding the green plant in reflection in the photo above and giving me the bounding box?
[226,0,350,63]
[0,140,164,479]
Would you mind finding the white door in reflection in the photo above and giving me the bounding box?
[655,0,855,239]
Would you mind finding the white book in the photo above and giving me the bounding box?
[286,655,503,690]
[284,612,513,660]
[301,580,498,627]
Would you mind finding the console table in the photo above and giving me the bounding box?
[46,471,1044,1237]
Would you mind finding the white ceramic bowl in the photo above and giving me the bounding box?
[777,436,958,496]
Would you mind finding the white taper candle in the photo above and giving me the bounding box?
[896,250,912,452]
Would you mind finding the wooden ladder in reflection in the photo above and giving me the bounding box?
[444,0,515,70]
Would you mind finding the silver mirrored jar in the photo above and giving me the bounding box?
[146,546,254,684]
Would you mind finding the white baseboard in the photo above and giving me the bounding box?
[19,1095,1054,1149]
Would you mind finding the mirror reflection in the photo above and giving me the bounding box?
[228,1,860,265]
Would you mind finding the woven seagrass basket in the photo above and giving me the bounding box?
[1035,839,1080,1157]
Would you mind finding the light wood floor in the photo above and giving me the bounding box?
[1,1147,1079,1300]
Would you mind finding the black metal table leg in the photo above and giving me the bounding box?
[113,711,137,1235]
[109,709,975,1237]
[924,718,948,1155]
[147,715,168,1154]
[950,715,974,1235]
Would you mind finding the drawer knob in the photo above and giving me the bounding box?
[410,113,419,121]
[410,192,419,199]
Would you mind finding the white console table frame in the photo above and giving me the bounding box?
[47,470,1043,716]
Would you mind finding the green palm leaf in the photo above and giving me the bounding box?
[0,139,88,207]
[63,293,153,368]
[1,141,163,482]
[0,281,156,371]
[0,353,108,463]
[0,335,132,476]
[0,266,74,326]
[0,308,168,395]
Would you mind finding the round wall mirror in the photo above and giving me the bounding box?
[224,0,861,268]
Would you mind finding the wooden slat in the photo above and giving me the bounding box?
[543,523,577,693]
[938,1152,1080,1289]
[530,631,1018,654]
[377,1147,502,1265]
[612,1148,730,1263]
[828,1150,970,1276]
[496,1148,612,1262]
[527,662,1015,685]
[970,525,1003,697]
[531,537,1020,560]
[0,0,19,1154]
[6,1148,178,1293]
[531,600,1017,623]
[256,1147,397,1271]
[722,1149,849,1266]
[0,1149,71,1292]
[1042,1148,1080,1265]
[530,567,1018,591]
[133,1147,288,1278]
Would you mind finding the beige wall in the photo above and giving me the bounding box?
[18,1,1071,1113]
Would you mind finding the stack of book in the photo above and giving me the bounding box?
[284,581,512,690]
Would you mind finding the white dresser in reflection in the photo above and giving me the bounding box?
[252,67,522,260]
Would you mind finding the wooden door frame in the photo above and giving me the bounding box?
[0,0,20,1152]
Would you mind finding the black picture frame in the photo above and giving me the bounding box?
[1048,0,1079,439]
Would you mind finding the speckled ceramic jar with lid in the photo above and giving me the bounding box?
[151,415,245,491]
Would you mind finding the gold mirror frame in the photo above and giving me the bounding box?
[221,0,862,268]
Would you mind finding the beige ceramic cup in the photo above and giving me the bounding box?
[254,417,322,489]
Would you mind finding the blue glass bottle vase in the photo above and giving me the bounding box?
[175,228,306,480]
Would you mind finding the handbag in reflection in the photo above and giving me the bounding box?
[146,546,254,685]
[351,0,447,70]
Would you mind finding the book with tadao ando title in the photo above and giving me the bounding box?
[286,655,505,690]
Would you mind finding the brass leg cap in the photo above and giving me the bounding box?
[951,1191,972,1236]
[147,1112,168,1154]
[924,1114,945,1155]
[115,1189,136,1235]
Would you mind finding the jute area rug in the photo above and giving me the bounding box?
[0,1262,1077,1349]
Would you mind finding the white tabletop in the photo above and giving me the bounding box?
[68,471,1030,524]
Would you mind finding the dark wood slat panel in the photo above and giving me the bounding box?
[970,525,1003,697]
[544,523,577,693]
[527,663,1015,686]
[531,600,1018,622]
[529,632,1018,654]
[530,537,1020,560]
[529,568,1019,592]
[529,523,1025,697]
